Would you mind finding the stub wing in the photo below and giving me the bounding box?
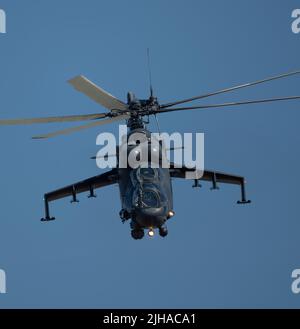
[169,163,251,204]
[41,169,119,220]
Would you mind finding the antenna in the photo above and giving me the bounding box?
[147,48,154,98]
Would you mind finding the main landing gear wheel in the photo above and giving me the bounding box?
[159,226,168,237]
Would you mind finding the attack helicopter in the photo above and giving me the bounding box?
[0,69,300,239]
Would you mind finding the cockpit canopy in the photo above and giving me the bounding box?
[130,166,168,209]
[136,167,158,182]
[133,188,160,208]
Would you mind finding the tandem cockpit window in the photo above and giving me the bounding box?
[130,166,168,208]
[137,167,157,181]
[132,182,168,208]
[141,189,160,208]
[130,166,159,184]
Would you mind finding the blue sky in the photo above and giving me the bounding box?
[0,0,300,308]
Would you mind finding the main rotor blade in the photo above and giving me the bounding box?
[32,114,130,139]
[0,113,107,125]
[157,96,300,114]
[68,76,127,111]
[161,69,300,108]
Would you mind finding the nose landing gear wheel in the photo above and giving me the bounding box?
[131,229,144,240]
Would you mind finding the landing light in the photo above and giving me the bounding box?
[168,210,175,218]
[148,229,155,237]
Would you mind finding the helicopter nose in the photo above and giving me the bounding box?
[134,206,167,228]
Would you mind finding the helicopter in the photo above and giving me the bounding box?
[0,69,300,239]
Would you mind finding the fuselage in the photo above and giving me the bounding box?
[117,127,173,230]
